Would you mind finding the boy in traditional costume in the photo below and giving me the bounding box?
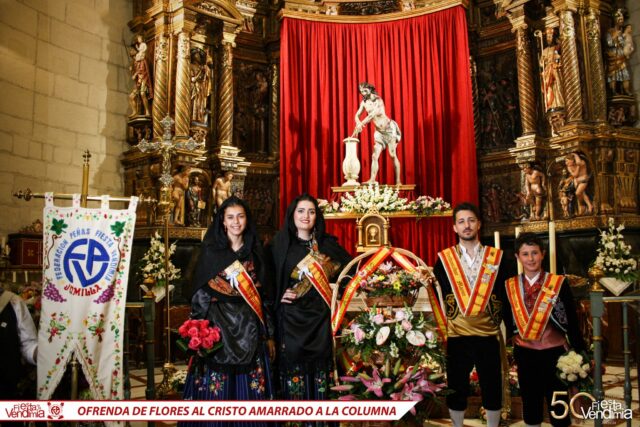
[502,232,585,427]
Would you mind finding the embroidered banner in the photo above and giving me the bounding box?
[38,194,138,411]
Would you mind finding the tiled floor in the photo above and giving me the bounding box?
[126,365,639,426]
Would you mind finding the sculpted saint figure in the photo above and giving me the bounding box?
[564,152,593,216]
[213,171,234,209]
[606,9,634,95]
[187,176,204,227]
[353,82,402,185]
[190,49,212,124]
[172,168,190,226]
[540,27,564,112]
[129,35,154,117]
[523,163,547,221]
[558,168,575,218]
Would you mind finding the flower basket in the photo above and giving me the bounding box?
[365,293,417,308]
[331,248,447,421]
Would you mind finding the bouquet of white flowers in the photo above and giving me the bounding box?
[138,231,181,301]
[340,183,411,213]
[593,218,638,282]
[169,368,188,393]
[556,350,592,392]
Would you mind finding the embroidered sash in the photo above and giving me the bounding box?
[296,253,333,308]
[331,246,393,335]
[391,251,447,342]
[505,273,564,341]
[438,246,502,316]
[224,260,264,325]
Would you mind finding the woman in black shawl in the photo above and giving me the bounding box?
[180,196,275,426]
[269,194,351,402]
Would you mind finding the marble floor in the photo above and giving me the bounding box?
[126,365,639,427]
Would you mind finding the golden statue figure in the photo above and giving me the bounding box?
[539,27,565,112]
[128,35,154,117]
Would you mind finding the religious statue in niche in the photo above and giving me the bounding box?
[234,63,270,156]
[536,27,566,136]
[128,34,154,117]
[190,48,212,124]
[522,162,547,221]
[477,72,519,149]
[212,171,234,210]
[171,167,190,226]
[481,182,527,223]
[481,183,502,223]
[242,184,274,227]
[186,175,205,227]
[557,168,575,218]
[606,9,634,96]
[564,152,593,216]
[353,82,402,185]
[538,27,565,112]
[254,71,269,152]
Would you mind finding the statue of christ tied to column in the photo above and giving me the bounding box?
[353,82,402,185]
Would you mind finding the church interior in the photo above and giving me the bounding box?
[0,0,639,424]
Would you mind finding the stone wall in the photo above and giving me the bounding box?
[0,0,132,238]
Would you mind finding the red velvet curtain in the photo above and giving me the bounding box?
[279,7,477,265]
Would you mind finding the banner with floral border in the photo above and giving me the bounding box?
[38,193,138,413]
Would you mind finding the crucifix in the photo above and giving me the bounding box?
[138,115,205,395]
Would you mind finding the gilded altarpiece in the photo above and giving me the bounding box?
[473,0,640,364]
[122,0,279,237]
[121,0,280,326]
[473,0,640,239]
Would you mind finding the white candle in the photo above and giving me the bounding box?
[515,226,523,275]
[494,231,500,249]
[549,221,557,274]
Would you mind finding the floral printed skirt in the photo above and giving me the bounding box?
[178,354,273,427]
[279,364,335,427]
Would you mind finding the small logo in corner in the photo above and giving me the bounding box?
[47,401,64,420]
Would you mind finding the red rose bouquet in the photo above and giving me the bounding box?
[176,319,223,356]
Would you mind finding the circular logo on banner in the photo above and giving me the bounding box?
[63,238,110,287]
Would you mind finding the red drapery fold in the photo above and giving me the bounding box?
[279,7,477,265]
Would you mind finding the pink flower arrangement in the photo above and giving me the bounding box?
[177,319,223,355]
[332,365,445,414]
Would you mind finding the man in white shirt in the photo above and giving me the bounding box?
[0,288,38,399]
[432,202,510,427]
